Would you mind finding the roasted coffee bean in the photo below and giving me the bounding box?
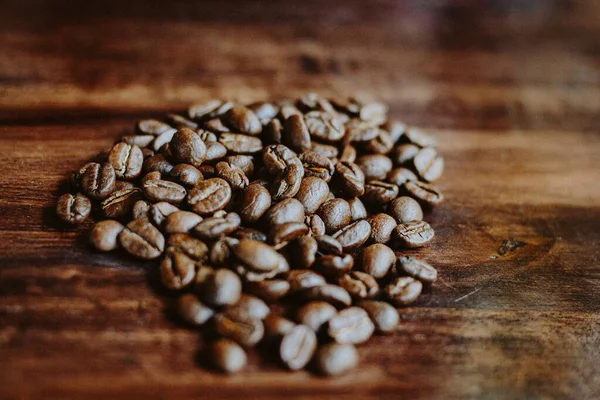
[302,284,352,308]
[263,144,301,174]
[151,128,177,152]
[169,128,206,166]
[334,161,365,197]
[142,179,187,204]
[315,343,358,376]
[100,187,142,219]
[384,276,422,306]
[114,180,136,191]
[70,162,95,190]
[239,184,272,224]
[170,163,203,187]
[384,120,406,143]
[269,222,309,247]
[197,130,218,143]
[234,228,268,242]
[264,315,296,337]
[347,197,367,221]
[149,201,179,227]
[367,213,397,243]
[160,251,196,290]
[187,178,232,215]
[56,193,91,224]
[279,103,302,119]
[413,147,444,182]
[362,130,393,154]
[339,145,357,163]
[360,243,395,279]
[356,300,399,334]
[198,164,216,179]
[299,150,334,182]
[211,339,247,373]
[283,114,311,153]
[119,219,165,260]
[224,105,262,135]
[286,269,326,293]
[108,142,144,180]
[248,101,279,123]
[338,272,379,300]
[402,180,444,207]
[209,237,238,267]
[81,162,116,200]
[136,119,173,136]
[314,235,343,255]
[394,220,435,248]
[193,212,241,240]
[143,154,174,175]
[310,141,339,159]
[403,127,436,147]
[358,100,387,124]
[314,254,354,278]
[345,118,379,143]
[386,167,418,186]
[296,93,336,114]
[271,163,304,201]
[194,265,214,289]
[327,307,374,344]
[219,133,263,154]
[229,294,270,320]
[362,180,399,205]
[205,141,228,162]
[200,268,242,307]
[167,233,209,261]
[305,214,326,236]
[216,161,249,191]
[141,148,155,160]
[265,198,305,226]
[141,171,162,186]
[304,111,345,142]
[224,155,254,176]
[214,309,265,348]
[317,198,351,234]
[90,220,124,251]
[295,176,329,214]
[280,324,317,370]
[296,301,337,332]
[396,256,438,284]
[176,294,214,326]
[392,143,420,165]
[332,220,371,251]
[232,239,282,272]
[203,118,230,133]
[167,113,199,129]
[245,279,290,303]
[263,118,283,144]
[291,235,318,269]
[188,99,228,120]
[356,154,393,181]
[164,211,202,234]
[389,196,423,223]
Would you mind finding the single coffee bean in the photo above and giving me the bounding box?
[356,300,399,334]
[299,150,334,182]
[168,113,199,130]
[314,235,343,255]
[176,294,214,326]
[265,198,305,226]
[197,129,218,143]
[334,161,365,197]
[394,220,435,248]
[402,180,444,207]
[224,105,262,135]
[360,243,395,279]
[141,171,162,186]
[339,145,357,163]
[315,343,358,376]
[279,102,302,119]
[113,180,136,191]
[327,307,374,344]
[283,114,311,153]
[389,196,423,223]
[356,154,392,181]
[311,141,339,159]
[205,141,228,162]
[142,179,187,204]
[263,118,283,144]
[392,143,420,165]
[203,118,230,134]
[361,180,399,205]
[358,100,388,124]
[170,163,203,187]
[224,155,254,176]
[160,251,196,290]
[280,324,317,370]
[331,220,371,251]
[188,99,228,120]
[314,254,354,277]
[347,197,367,221]
[367,213,397,244]
[386,167,418,186]
[232,239,282,272]
[290,235,318,269]
[219,133,263,154]
[239,184,272,224]
[209,237,238,267]
[403,127,437,147]
[338,272,379,300]
[271,163,304,201]
[228,294,270,320]
[234,228,267,242]
[169,128,207,166]
[269,222,309,247]
[384,276,423,306]
[143,154,173,175]
[216,161,249,191]
[248,101,279,123]
[119,219,165,260]
[149,201,180,227]
[187,178,232,215]
[70,162,96,190]
[383,120,406,143]
[296,93,335,113]
[413,147,444,182]
[304,111,345,142]
[264,315,296,337]
[167,233,209,261]
[56,193,91,224]
[151,128,177,151]
[296,301,337,332]
[198,164,216,179]
[396,256,438,284]
[81,162,116,200]
[200,268,242,307]
[136,119,173,135]
[286,269,327,293]
[305,214,326,236]
[164,211,202,234]
[108,142,144,180]
[262,144,301,175]
[295,176,329,214]
[345,118,379,143]
[317,198,351,234]
[245,279,290,303]
[89,220,124,251]
[362,129,393,154]
[210,339,247,373]
[100,187,142,219]
[193,212,241,240]
[302,284,352,309]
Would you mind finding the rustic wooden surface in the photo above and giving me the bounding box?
[1,1,600,399]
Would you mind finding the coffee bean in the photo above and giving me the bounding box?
[100,187,142,219]
[142,179,187,204]
[170,163,203,187]
[248,101,279,123]
[234,228,267,242]
[394,220,435,248]
[149,201,180,227]
[334,161,365,197]
[315,343,358,376]
[402,180,444,207]
[283,114,311,153]
[169,128,207,166]
[279,103,302,119]
[245,279,290,303]
[176,294,214,326]
[167,233,209,261]
[313,254,354,277]
[81,162,116,200]
[356,300,399,334]
[331,220,371,251]
[90,220,124,251]
[310,141,339,159]
[205,141,228,162]
[339,145,357,163]
[296,301,337,332]
[302,284,351,309]
[160,251,196,290]
[305,214,326,236]
[263,118,283,144]
[224,155,255,176]
[136,119,173,136]
[346,118,379,143]
[327,307,374,344]
[299,150,334,182]
[108,142,143,180]
[229,294,270,320]
[291,235,318,269]
[280,324,317,370]
[386,167,418,186]
[392,143,420,165]
[367,213,397,243]
[151,128,177,152]
[210,338,247,373]
[389,196,423,223]
[167,113,199,129]
[314,235,343,255]
[356,155,392,181]
[141,171,162,187]
[396,256,438,284]
[198,129,218,143]
[239,184,272,224]
[338,272,379,300]
[164,211,202,234]
[219,133,263,154]
[347,197,367,221]
[317,198,351,234]
[224,105,262,135]
[56,193,91,224]
[362,181,399,205]
[203,118,230,134]
[383,120,406,143]
[209,237,238,267]
[286,269,326,293]
[403,127,437,148]
[413,147,444,182]
[193,212,241,240]
[264,315,296,337]
[265,198,305,226]
[269,222,309,247]
[200,268,242,307]
[198,164,216,179]
[358,100,387,124]
[296,93,336,114]
[119,219,165,260]
[384,276,422,306]
[188,99,228,120]
[360,243,395,279]
[271,163,304,201]
[187,178,232,215]
[232,239,282,272]
[362,130,393,154]
[263,144,300,175]
[304,111,345,142]
[295,176,329,214]
[114,180,136,191]
[216,161,249,191]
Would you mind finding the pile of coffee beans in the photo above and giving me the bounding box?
[57,94,444,375]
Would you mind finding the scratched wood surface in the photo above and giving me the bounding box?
[1,1,600,399]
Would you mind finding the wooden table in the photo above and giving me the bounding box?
[1,1,599,398]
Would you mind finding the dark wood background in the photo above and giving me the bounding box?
[1,1,600,399]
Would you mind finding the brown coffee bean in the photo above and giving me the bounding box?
[271,163,304,201]
[188,99,228,120]
[362,129,393,154]
[367,213,397,243]
[142,179,187,204]
[283,114,311,153]
[358,100,387,124]
[305,214,326,236]
[332,220,371,251]
[286,269,326,293]
[56,193,91,224]
[347,197,367,221]
[200,268,242,307]
[203,118,230,133]
[327,307,374,344]
[339,145,357,163]
[304,111,345,142]
[210,339,247,373]
[136,119,173,136]
[143,154,173,175]
[356,300,399,334]
[219,133,263,154]
[119,219,165,260]
[193,212,241,240]
[313,254,354,278]
[248,101,279,123]
[264,315,296,337]
[394,220,435,248]
[389,196,423,223]
[214,309,264,348]
[113,180,136,191]
[295,176,329,214]
[346,118,379,143]
[167,233,209,261]
[132,200,150,222]
[81,162,116,200]
[233,228,267,242]
[413,147,444,182]
[317,198,351,234]
[151,128,177,152]
[224,155,254,176]
[232,239,282,272]
[169,128,207,166]
[263,118,283,144]
[296,93,336,114]
[384,276,422,306]
[396,256,438,284]
[176,294,214,326]
[216,161,249,191]
[338,271,379,300]
[356,154,393,181]
[402,180,444,207]
[279,102,302,119]
[224,105,262,135]
[296,301,337,332]
[262,144,301,174]
[164,211,202,234]
[108,142,143,180]
[334,161,365,197]
[149,201,179,227]
[384,120,406,143]
[245,279,290,303]
[90,220,124,251]
[310,141,339,159]
[314,235,343,255]
[362,180,399,205]
[209,237,238,267]
[100,188,142,219]
[299,150,334,182]
[167,113,199,130]
[315,343,358,376]
[403,127,436,147]
[290,235,318,269]
[187,178,232,215]
[170,163,203,187]
[302,284,352,308]
[205,141,228,162]
[239,184,271,224]
[197,130,218,143]
[229,294,270,320]
[265,198,305,226]
[386,167,418,186]
[360,243,395,279]
[280,324,317,370]
[141,171,162,187]
[392,143,420,165]
[269,222,309,247]
[160,251,196,290]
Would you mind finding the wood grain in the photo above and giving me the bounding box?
[1,1,600,399]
